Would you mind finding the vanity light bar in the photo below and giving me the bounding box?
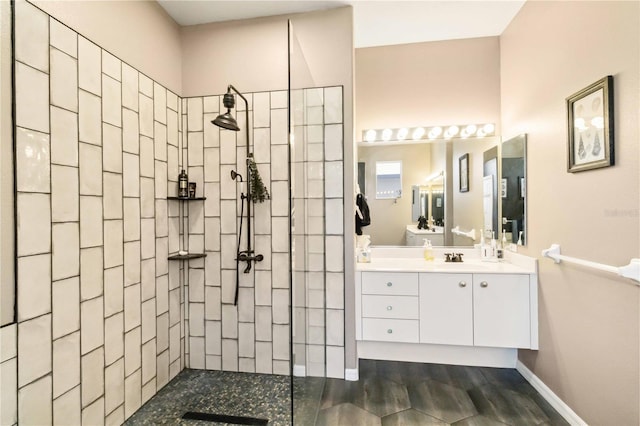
[363,123,495,143]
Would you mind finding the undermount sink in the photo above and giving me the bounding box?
[428,261,489,271]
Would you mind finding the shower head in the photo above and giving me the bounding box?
[212,112,239,131]
[212,91,240,131]
[230,170,243,181]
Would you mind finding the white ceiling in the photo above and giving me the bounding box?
[157,0,526,48]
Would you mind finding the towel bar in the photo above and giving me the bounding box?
[542,244,640,283]
[451,226,476,241]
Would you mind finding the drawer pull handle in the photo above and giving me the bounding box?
[387,306,393,311]
[480,281,488,288]
[459,281,467,288]
[386,282,393,287]
[387,329,393,334]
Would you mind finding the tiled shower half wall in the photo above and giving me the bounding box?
[2,1,346,425]
[182,87,345,378]
[290,88,346,379]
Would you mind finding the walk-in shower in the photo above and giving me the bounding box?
[5,2,348,422]
[212,85,265,305]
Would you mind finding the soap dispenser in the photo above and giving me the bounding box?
[423,239,434,261]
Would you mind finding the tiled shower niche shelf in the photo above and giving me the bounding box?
[168,195,207,260]
[168,253,207,260]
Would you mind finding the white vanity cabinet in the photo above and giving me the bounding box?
[419,273,473,346]
[360,272,420,343]
[405,225,444,246]
[356,267,537,366]
[473,274,531,348]
[418,272,531,348]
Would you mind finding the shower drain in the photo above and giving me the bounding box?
[181,411,269,425]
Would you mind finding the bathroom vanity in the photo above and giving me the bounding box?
[405,225,444,246]
[355,247,538,368]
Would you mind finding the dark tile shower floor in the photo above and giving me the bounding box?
[125,360,568,426]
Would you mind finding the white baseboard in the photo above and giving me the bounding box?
[344,368,359,381]
[516,360,586,426]
[293,364,306,377]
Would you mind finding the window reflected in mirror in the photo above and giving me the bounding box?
[375,160,402,199]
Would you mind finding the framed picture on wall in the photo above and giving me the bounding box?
[567,75,614,172]
[519,177,526,199]
[459,153,469,192]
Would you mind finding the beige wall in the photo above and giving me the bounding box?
[358,143,431,246]
[500,1,639,424]
[355,36,501,140]
[31,0,182,93]
[180,16,286,96]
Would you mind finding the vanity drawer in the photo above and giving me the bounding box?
[362,295,419,319]
[362,272,418,296]
[362,318,419,343]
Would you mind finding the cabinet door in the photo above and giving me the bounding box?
[473,274,530,348]
[419,273,473,346]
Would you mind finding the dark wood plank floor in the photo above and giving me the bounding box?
[315,359,569,426]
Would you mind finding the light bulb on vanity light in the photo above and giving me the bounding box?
[382,128,393,141]
[365,129,377,142]
[483,123,495,134]
[428,126,442,139]
[444,125,459,138]
[412,127,425,140]
[397,128,409,140]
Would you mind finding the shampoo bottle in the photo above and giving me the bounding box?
[423,239,434,261]
[178,169,188,198]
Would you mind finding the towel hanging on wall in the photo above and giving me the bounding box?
[356,193,371,235]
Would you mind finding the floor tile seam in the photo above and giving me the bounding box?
[318,401,384,420]
[379,406,447,423]
[464,389,523,426]
[409,405,457,424]
[451,414,513,426]
[467,382,553,425]
[408,376,470,391]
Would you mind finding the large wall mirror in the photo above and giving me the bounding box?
[358,136,501,247]
[501,134,527,246]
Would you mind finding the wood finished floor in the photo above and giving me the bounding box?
[314,359,569,426]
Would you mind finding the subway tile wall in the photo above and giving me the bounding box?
[184,86,345,379]
[3,2,185,424]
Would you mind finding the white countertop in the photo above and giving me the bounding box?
[406,225,444,235]
[356,247,537,274]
